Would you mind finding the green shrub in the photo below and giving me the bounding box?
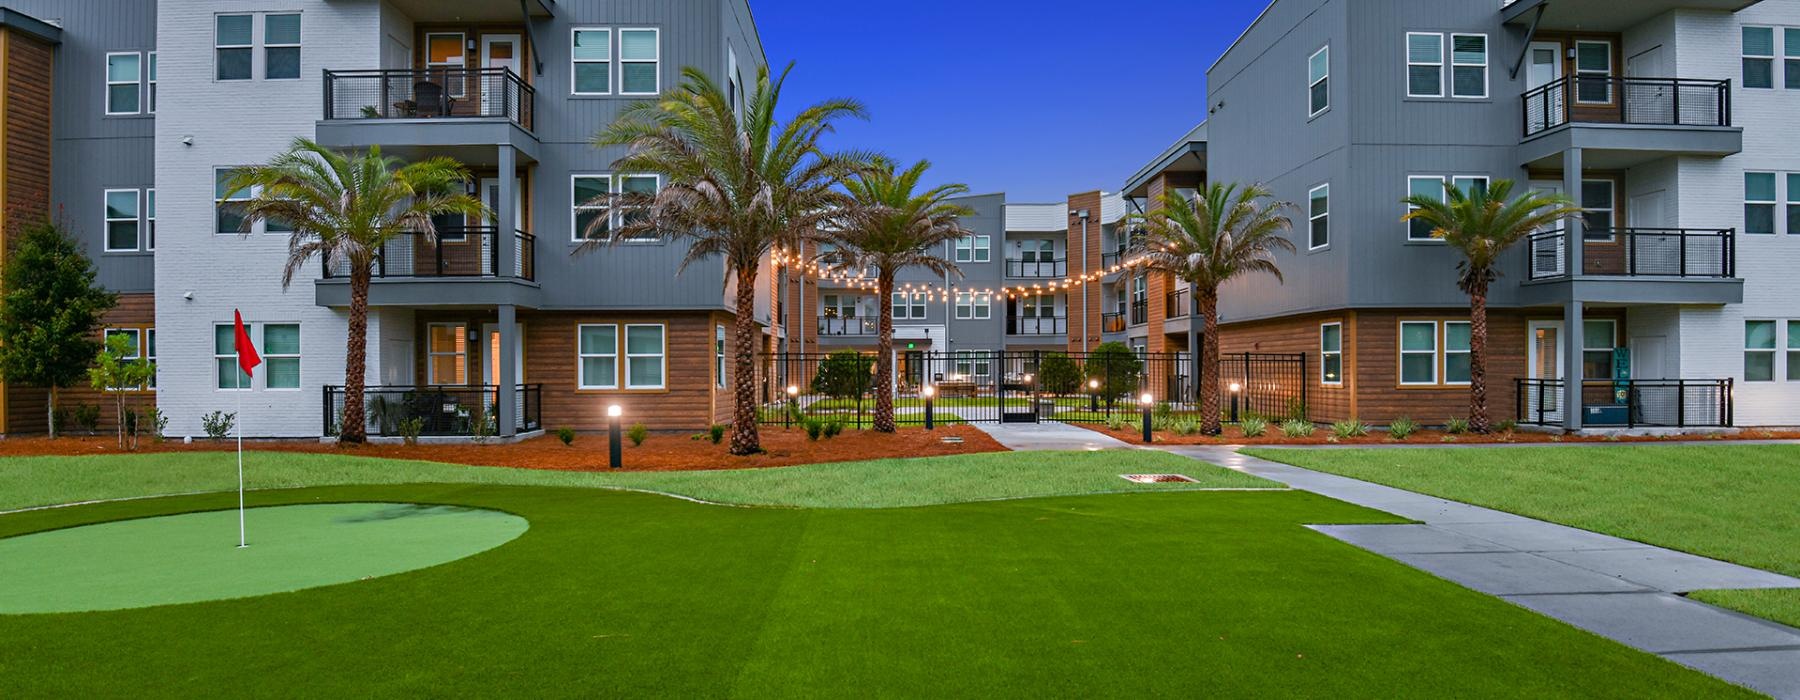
[143,407,170,443]
[556,427,576,446]
[626,422,648,446]
[823,419,845,438]
[73,403,101,435]
[1387,417,1417,441]
[201,410,235,441]
[708,423,727,444]
[398,417,425,446]
[1495,419,1517,433]
[803,418,824,441]
[1086,342,1143,406]
[1283,398,1309,422]
[811,350,874,401]
[1331,420,1369,439]
[1279,419,1315,438]
[1037,352,1082,395]
[1239,417,1268,438]
[1103,413,1130,431]
[1170,418,1201,436]
[1444,417,1470,435]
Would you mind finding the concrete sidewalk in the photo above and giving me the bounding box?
[968,419,1133,451]
[1159,445,1800,699]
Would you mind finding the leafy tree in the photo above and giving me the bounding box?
[1130,183,1296,435]
[586,63,869,455]
[1402,179,1578,433]
[1086,342,1143,407]
[88,333,153,449]
[1037,352,1083,395]
[819,158,973,432]
[0,218,117,437]
[811,350,874,401]
[224,139,485,443]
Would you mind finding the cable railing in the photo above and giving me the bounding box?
[322,227,535,281]
[323,67,535,130]
[325,384,542,437]
[1129,300,1148,326]
[1522,76,1729,138]
[1008,316,1068,335]
[1165,288,1190,319]
[1005,258,1068,278]
[818,316,875,336]
[1516,378,1732,428]
[1524,227,1735,280]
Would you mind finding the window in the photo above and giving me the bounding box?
[624,324,665,389]
[1444,321,1472,385]
[616,174,659,239]
[1582,320,1616,381]
[577,324,618,389]
[955,235,990,263]
[715,325,727,388]
[263,14,301,80]
[955,292,990,320]
[619,29,660,95]
[216,15,252,81]
[262,323,300,389]
[1308,46,1329,116]
[1581,180,1615,241]
[1399,321,1437,385]
[1020,239,1056,262]
[146,328,157,389]
[426,33,466,96]
[1746,172,1777,235]
[104,189,140,252]
[1450,34,1487,98]
[147,52,157,113]
[216,168,249,234]
[428,323,467,385]
[146,189,156,251]
[1574,41,1612,103]
[106,53,141,114]
[103,329,143,390]
[572,174,610,241]
[892,292,927,320]
[1744,26,1775,89]
[571,28,610,95]
[1789,321,1800,381]
[1453,176,1489,199]
[214,324,249,389]
[1022,293,1057,318]
[955,351,990,378]
[822,294,860,319]
[1406,33,1443,98]
[1789,174,1800,236]
[1320,323,1342,385]
[1308,184,1329,249]
[1787,28,1800,90]
[1746,320,1776,381]
[1407,176,1445,240]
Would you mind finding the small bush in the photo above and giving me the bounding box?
[1331,420,1369,439]
[823,419,845,438]
[73,403,101,435]
[1239,417,1268,438]
[1279,419,1315,438]
[1443,417,1470,435]
[1387,416,1417,441]
[398,417,425,446]
[556,427,576,446]
[143,407,170,443]
[708,424,727,445]
[1495,419,1517,433]
[1170,418,1201,436]
[626,422,648,447]
[1104,413,1130,431]
[803,418,824,441]
[201,411,236,440]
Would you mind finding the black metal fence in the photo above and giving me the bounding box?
[323,67,535,130]
[1522,76,1730,137]
[323,228,535,281]
[1005,258,1067,278]
[1516,378,1732,428]
[324,384,542,437]
[1218,353,1310,422]
[1008,316,1068,336]
[1525,228,1735,280]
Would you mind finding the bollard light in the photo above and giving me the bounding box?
[1228,382,1242,424]
[785,384,800,427]
[607,405,623,470]
[1139,392,1154,444]
[1088,378,1101,412]
[922,385,937,430]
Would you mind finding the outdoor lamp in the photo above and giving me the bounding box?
[922,385,937,431]
[1088,378,1101,412]
[607,405,623,470]
[1228,382,1242,423]
[1139,392,1154,444]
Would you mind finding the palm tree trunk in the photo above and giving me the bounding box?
[1468,280,1491,434]
[46,385,56,439]
[872,272,896,433]
[729,263,763,455]
[1198,286,1223,436]
[339,269,371,444]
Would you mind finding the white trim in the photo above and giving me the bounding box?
[1307,45,1329,118]
[1406,175,1446,241]
[426,322,468,386]
[105,52,142,115]
[1319,322,1342,385]
[1746,320,1777,382]
[213,323,250,391]
[618,27,661,96]
[1405,32,1444,98]
[261,13,301,81]
[103,188,141,252]
[1449,33,1488,99]
[146,188,156,251]
[260,322,302,390]
[715,324,727,389]
[1574,40,1613,104]
[1580,178,1617,241]
[1582,319,1617,382]
[147,51,156,114]
[577,323,619,390]
[1307,183,1329,250]
[1443,320,1471,386]
[571,173,611,241]
[570,27,611,96]
[214,14,254,82]
[1745,171,1778,235]
[623,323,666,390]
[1742,26,1776,90]
[954,235,990,263]
[103,328,145,391]
[954,292,991,320]
[1399,320,1438,385]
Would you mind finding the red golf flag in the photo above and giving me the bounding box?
[234,310,262,378]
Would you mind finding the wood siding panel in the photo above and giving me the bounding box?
[10,294,158,434]
[1216,312,1352,422]
[527,311,722,431]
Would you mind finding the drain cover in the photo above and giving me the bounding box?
[1119,474,1199,484]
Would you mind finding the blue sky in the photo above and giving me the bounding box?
[752,0,1269,201]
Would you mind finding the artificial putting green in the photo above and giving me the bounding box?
[0,484,1753,697]
[0,502,527,614]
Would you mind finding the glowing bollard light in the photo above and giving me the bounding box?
[608,405,623,470]
[922,385,937,430]
[1140,392,1155,444]
[1229,382,1243,424]
[1088,378,1101,412]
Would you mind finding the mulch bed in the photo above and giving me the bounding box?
[0,425,1008,472]
[1078,423,1800,446]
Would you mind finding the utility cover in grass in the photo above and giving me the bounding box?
[0,503,528,614]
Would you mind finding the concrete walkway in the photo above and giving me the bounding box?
[1156,444,1800,699]
[967,419,1133,451]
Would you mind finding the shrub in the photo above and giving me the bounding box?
[803,417,824,441]
[143,407,170,443]
[811,350,874,401]
[708,423,727,444]
[626,422,648,447]
[556,427,576,446]
[1387,417,1417,441]
[1283,398,1309,422]
[398,417,425,446]
[1239,417,1268,438]
[1170,418,1201,436]
[1331,420,1369,439]
[823,419,845,438]
[1103,413,1130,431]
[1495,419,1517,433]
[1037,352,1082,395]
[1279,419,1315,438]
[1444,417,1470,435]
[1086,342,1143,406]
[73,403,101,435]
[201,410,235,441]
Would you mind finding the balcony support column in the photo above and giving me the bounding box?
[498,304,518,438]
[1562,147,1585,432]
[496,146,517,279]
[1563,146,1584,276]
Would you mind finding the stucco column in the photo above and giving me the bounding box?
[1561,147,1584,431]
[497,304,518,437]
[496,146,517,278]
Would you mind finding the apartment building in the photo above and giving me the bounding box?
[1195,0,1796,428]
[1107,125,1206,359]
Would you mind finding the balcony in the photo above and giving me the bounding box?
[317,68,539,160]
[1129,300,1148,326]
[315,228,540,309]
[1101,248,1126,272]
[819,316,874,336]
[1008,316,1067,336]
[1101,312,1126,334]
[1516,378,1731,429]
[326,384,543,438]
[1519,228,1742,305]
[1005,258,1067,279]
[1519,77,1740,168]
[1165,288,1190,318]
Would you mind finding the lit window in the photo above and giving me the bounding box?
[426,32,466,97]
[106,53,141,114]
[1746,320,1776,381]
[104,189,140,252]
[1399,321,1437,385]
[1320,323,1342,385]
[571,29,611,95]
[1450,34,1487,98]
[263,323,300,389]
[1744,26,1775,89]
[263,14,301,80]
[624,324,665,389]
[1308,46,1329,116]
[216,15,253,81]
[578,324,618,389]
[428,323,467,385]
[1406,33,1443,98]
[619,29,660,95]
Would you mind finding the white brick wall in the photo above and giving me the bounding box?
[154,1,388,437]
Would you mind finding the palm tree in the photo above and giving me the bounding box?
[586,63,869,455]
[818,159,973,432]
[1402,179,1578,433]
[1129,183,1296,436]
[225,139,485,444]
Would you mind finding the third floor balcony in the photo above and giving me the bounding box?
[325,68,534,130]
[1519,76,1741,168]
[1519,227,1742,305]
[1005,257,1067,279]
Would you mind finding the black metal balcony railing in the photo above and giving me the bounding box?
[1129,299,1148,326]
[819,316,874,336]
[323,67,535,131]
[1525,228,1735,281]
[1516,378,1732,428]
[1165,288,1190,319]
[1522,76,1730,138]
[326,384,543,437]
[1101,248,1126,271]
[1101,312,1126,333]
[1005,258,1068,278]
[1009,316,1068,335]
[323,227,536,281]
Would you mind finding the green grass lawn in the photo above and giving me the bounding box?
[1244,444,1800,628]
[0,481,1748,697]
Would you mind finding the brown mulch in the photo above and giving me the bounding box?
[1078,423,1800,446]
[0,425,1007,472]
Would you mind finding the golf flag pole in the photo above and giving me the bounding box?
[233,310,262,549]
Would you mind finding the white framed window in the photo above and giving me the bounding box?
[615,174,660,240]
[104,189,140,252]
[954,350,991,378]
[1320,322,1342,385]
[1399,321,1438,385]
[1789,174,1800,236]
[572,174,611,241]
[1021,293,1056,319]
[262,323,300,389]
[147,52,157,113]
[727,46,742,115]
[106,53,142,115]
[571,28,611,95]
[1746,172,1777,235]
[428,323,467,385]
[715,325,727,389]
[1450,34,1487,98]
[216,168,249,234]
[425,32,466,97]
[1406,176,1446,241]
[1744,26,1775,89]
[1788,320,1800,381]
[263,14,301,80]
[215,14,253,81]
[146,328,157,389]
[1308,184,1329,249]
[624,324,665,389]
[1444,321,1472,385]
[577,324,618,389]
[146,189,156,251]
[955,235,990,263]
[955,292,990,320]
[214,324,250,390]
[103,328,144,390]
[619,28,660,95]
[1406,32,1443,98]
[1453,176,1489,199]
[1787,28,1800,90]
[1581,179,1615,241]
[1582,319,1616,381]
[1308,45,1329,117]
[1745,320,1776,382]
[1574,41,1613,104]
[892,292,927,320]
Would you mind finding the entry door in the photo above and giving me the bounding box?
[481,322,526,387]
[479,35,522,117]
[1529,181,1567,277]
[1629,190,1674,275]
[1526,321,1565,422]
[1526,41,1564,132]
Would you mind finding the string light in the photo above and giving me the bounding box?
[769,245,1151,300]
